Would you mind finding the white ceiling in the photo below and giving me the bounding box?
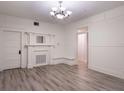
[0,1,124,24]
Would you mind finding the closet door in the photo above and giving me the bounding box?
[3,31,21,70]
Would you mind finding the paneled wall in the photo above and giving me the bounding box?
[65,5,124,79]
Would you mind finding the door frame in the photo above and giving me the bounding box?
[3,30,22,69]
[76,27,89,67]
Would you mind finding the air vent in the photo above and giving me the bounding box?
[36,55,46,64]
[34,22,39,26]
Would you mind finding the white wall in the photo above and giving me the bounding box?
[0,14,66,70]
[1,5,124,80]
[65,5,124,79]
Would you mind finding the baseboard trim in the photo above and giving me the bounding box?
[89,65,124,79]
[53,57,75,60]
[52,57,76,66]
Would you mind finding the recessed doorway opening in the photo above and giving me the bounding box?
[77,27,88,67]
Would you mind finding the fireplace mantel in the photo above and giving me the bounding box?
[25,44,55,47]
[25,32,55,68]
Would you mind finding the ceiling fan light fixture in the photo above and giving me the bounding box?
[67,11,72,15]
[50,11,55,16]
[50,1,72,19]
[60,7,66,11]
[52,7,57,11]
[56,14,64,19]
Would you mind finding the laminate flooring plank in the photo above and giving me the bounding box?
[0,63,124,91]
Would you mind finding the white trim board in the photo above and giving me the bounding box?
[88,65,124,79]
[53,57,75,60]
[52,57,76,65]
[0,27,55,36]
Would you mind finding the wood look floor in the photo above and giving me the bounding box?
[0,63,124,91]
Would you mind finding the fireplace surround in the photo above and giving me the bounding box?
[25,32,55,68]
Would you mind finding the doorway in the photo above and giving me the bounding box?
[3,31,21,70]
[77,27,88,67]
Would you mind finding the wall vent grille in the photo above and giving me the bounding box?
[36,55,46,64]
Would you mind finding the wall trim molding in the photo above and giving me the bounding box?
[52,57,76,65]
[53,57,75,60]
[89,65,124,80]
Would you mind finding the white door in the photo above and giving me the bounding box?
[3,31,21,70]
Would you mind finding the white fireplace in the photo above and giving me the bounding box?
[25,32,55,68]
